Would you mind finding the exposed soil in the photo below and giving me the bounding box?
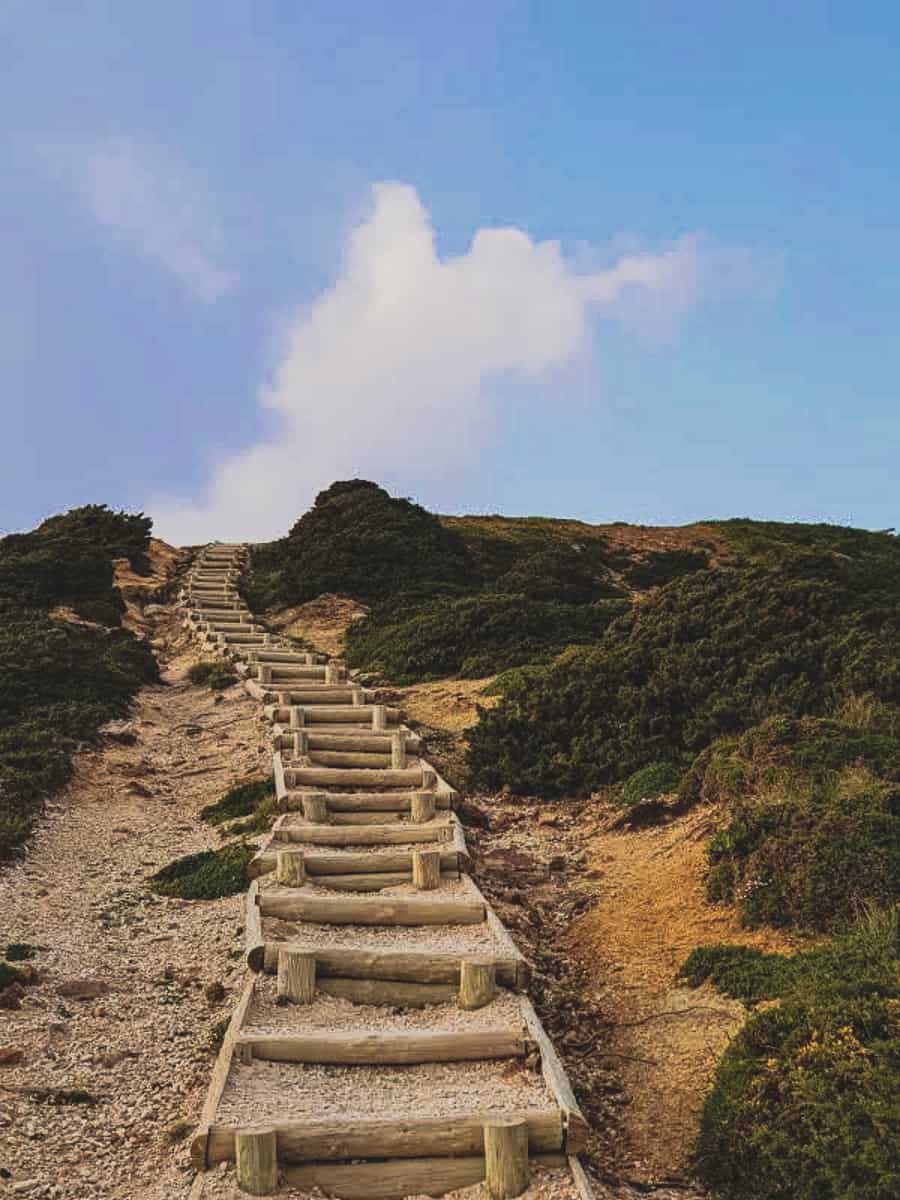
[265,595,368,659]
[567,804,801,1179]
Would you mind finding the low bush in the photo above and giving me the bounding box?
[187,660,238,690]
[621,761,682,807]
[624,548,709,589]
[5,943,38,961]
[147,843,255,900]
[346,594,626,683]
[200,777,275,826]
[690,910,900,1200]
[467,543,900,798]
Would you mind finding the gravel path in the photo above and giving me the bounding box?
[0,625,270,1200]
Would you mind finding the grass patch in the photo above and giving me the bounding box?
[148,843,255,900]
[689,910,900,1200]
[5,942,38,961]
[187,660,238,690]
[200,777,274,825]
[0,961,23,989]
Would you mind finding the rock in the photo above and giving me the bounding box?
[125,781,154,798]
[98,719,138,744]
[0,1046,24,1066]
[56,979,109,1000]
[204,981,226,1003]
[548,855,567,871]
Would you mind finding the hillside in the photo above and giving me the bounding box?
[237,480,900,1198]
[0,505,161,857]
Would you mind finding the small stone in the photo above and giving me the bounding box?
[0,1045,24,1066]
[204,981,226,1004]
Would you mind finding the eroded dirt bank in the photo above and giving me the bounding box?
[0,608,269,1199]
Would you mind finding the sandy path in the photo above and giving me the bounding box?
[0,639,270,1200]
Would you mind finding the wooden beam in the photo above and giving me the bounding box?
[202,1107,563,1165]
[520,996,589,1154]
[274,821,452,846]
[259,945,524,989]
[235,1028,526,1065]
[258,889,486,926]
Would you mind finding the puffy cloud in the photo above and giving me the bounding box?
[152,182,745,542]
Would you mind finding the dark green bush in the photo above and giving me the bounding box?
[148,843,255,900]
[242,480,474,610]
[0,961,23,989]
[467,544,900,798]
[346,594,626,683]
[200,778,274,825]
[691,911,900,1200]
[621,761,682,807]
[624,548,709,589]
[187,660,238,690]
[5,943,38,961]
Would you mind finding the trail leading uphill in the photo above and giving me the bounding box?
[181,545,593,1200]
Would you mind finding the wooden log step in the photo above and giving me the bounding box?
[251,847,459,880]
[235,1028,528,1065]
[258,945,525,989]
[276,1154,566,1200]
[295,869,458,892]
[317,977,457,1006]
[258,889,486,926]
[285,766,426,788]
[304,751,392,769]
[284,791,447,813]
[286,733,422,754]
[274,822,452,846]
[200,1106,563,1165]
[270,705,402,725]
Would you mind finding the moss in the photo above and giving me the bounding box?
[200,777,274,825]
[186,660,238,690]
[147,843,255,900]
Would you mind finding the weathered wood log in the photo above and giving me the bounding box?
[301,794,328,823]
[277,948,316,1004]
[484,1119,530,1199]
[245,882,264,970]
[284,791,449,813]
[412,848,441,891]
[259,945,523,988]
[328,811,401,826]
[286,766,425,788]
[410,792,436,823]
[304,870,457,892]
[191,977,256,1168]
[278,1155,567,1200]
[316,977,458,1007]
[520,996,589,1153]
[292,730,308,758]
[235,1028,526,1065]
[306,750,392,769]
[259,890,485,926]
[274,821,452,846]
[289,706,304,728]
[485,903,532,990]
[391,730,407,768]
[372,704,386,731]
[204,1107,563,1165]
[275,849,305,886]
[459,959,498,1010]
[273,705,401,724]
[235,1126,277,1195]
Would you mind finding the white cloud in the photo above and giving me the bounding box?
[152,182,755,542]
[59,138,236,301]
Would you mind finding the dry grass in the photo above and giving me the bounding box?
[265,594,368,658]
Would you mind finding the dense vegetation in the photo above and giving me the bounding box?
[467,532,900,797]
[199,776,275,836]
[685,910,900,1200]
[0,505,158,857]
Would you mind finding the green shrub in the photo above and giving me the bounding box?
[242,480,474,610]
[691,911,900,1200]
[346,594,626,683]
[200,778,274,825]
[0,961,23,989]
[467,543,900,797]
[187,660,238,690]
[621,761,682,807]
[679,944,799,1003]
[624,548,709,589]
[5,943,38,961]
[148,843,255,899]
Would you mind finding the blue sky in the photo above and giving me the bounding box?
[2,2,898,540]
